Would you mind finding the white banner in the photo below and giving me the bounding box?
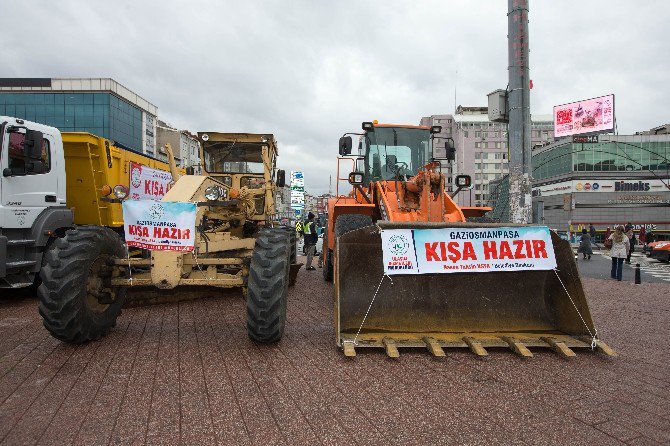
[382,227,557,275]
[122,200,196,251]
[129,161,173,201]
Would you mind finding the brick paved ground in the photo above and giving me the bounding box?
[0,260,669,445]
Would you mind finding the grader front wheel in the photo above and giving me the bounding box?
[38,226,127,343]
[246,228,290,343]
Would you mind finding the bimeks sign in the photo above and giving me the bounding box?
[553,94,614,138]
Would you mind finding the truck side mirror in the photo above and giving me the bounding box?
[339,136,352,156]
[276,169,286,188]
[24,130,44,159]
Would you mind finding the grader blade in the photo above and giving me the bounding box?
[335,223,613,358]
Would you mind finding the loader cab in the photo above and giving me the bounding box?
[360,124,434,185]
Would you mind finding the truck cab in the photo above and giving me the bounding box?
[0,116,72,287]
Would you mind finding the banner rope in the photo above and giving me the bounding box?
[553,268,598,350]
[346,273,393,347]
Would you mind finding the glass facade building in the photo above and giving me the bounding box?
[488,135,670,230]
[0,92,144,153]
[0,78,158,155]
[533,138,670,181]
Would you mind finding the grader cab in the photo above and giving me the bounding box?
[38,132,297,344]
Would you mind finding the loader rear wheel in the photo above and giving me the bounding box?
[334,214,374,238]
[246,228,290,343]
[38,226,127,343]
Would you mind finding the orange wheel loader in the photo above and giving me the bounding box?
[322,121,615,358]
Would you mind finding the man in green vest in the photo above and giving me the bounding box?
[303,212,318,270]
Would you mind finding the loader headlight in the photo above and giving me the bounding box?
[348,172,364,185]
[205,185,226,201]
[113,185,128,199]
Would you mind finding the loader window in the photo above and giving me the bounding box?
[203,141,266,174]
[365,127,431,182]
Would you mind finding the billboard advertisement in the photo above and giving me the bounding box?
[553,94,614,138]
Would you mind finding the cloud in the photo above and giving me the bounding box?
[4,0,669,194]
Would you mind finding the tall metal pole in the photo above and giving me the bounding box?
[507,0,532,223]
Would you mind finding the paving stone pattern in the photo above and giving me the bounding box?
[0,260,669,445]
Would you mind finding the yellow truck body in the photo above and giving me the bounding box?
[62,132,182,227]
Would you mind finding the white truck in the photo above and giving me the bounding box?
[0,116,177,289]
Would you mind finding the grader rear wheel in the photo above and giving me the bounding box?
[246,228,290,343]
[38,226,127,343]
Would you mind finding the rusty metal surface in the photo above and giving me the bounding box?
[336,224,597,349]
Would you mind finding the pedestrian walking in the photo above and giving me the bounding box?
[625,222,633,232]
[578,228,593,259]
[608,225,630,281]
[625,228,636,264]
[303,212,318,271]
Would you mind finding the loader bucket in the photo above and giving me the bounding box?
[335,222,616,358]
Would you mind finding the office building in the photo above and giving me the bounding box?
[421,106,553,207]
[0,78,157,155]
[156,120,201,169]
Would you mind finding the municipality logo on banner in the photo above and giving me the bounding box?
[123,200,196,251]
[381,227,557,275]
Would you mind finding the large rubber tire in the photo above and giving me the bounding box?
[322,229,333,282]
[246,228,290,343]
[334,214,374,238]
[38,226,127,343]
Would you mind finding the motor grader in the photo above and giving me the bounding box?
[38,132,298,344]
[323,121,615,358]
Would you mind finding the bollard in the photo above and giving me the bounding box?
[635,263,641,284]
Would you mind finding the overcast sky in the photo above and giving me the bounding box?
[4,1,669,194]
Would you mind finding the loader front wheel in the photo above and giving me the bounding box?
[246,228,290,343]
[38,226,127,343]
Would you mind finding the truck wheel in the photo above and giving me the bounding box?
[38,226,127,343]
[246,228,290,343]
[322,230,333,282]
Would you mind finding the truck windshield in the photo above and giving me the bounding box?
[203,141,265,174]
[365,127,432,182]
